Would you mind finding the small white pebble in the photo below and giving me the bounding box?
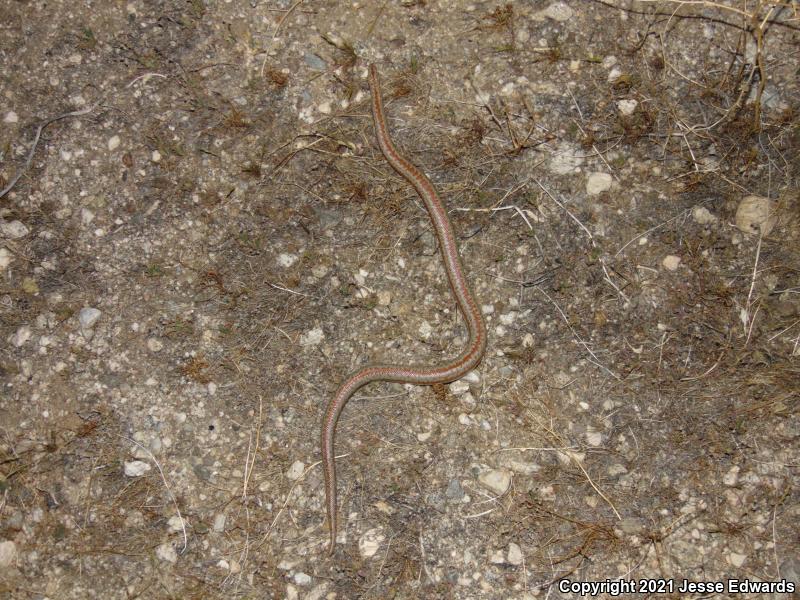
[499,311,517,325]
[586,172,613,196]
[662,255,681,271]
[12,325,32,347]
[723,465,740,486]
[616,99,638,116]
[728,552,746,568]
[0,540,17,568]
[462,370,481,384]
[0,220,30,239]
[0,247,12,270]
[377,290,392,306]
[735,195,777,236]
[418,320,433,338]
[147,337,163,352]
[151,150,162,162]
[213,513,226,533]
[124,460,151,477]
[608,463,627,477]
[155,542,177,563]
[108,135,121,151]
[586,428,603,447]
[538,1,574,21]
[78,307,102,329]
[507,542,523,566]
[286,460,305,481]
[358,528,385,558]
[277,253,298,268]
[293,572,312,586]
[3,111,18,124]
[167,516,184,532]
[478,469,512,495]
[449,380,470,395]
[461,392,476,410]
[608,67,623,83]
[300,327,324,346]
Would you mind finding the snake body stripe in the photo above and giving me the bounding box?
[321,64,487,554]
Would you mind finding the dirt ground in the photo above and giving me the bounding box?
[1,1,798,598]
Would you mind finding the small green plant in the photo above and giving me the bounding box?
[78,27,97,51]
[145,263,165,277]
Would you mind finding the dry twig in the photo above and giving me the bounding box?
[1,102,100,199]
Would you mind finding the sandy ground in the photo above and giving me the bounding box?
[1,1,799,598]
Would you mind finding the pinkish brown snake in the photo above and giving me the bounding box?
[321,65,487,554]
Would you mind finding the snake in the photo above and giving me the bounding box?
[321,64,488,554]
